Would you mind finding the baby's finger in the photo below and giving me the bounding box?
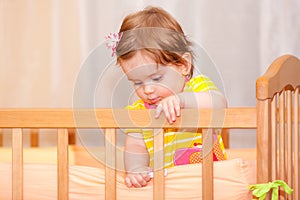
[125,177,133,188]
[155,104,163,118]
[167,100,177,124]
[162,103,172,124]
[131,178,142,188]
[167,101,177,123]
[135,175,147,187]
[142,173,152,182]
[173,99,181,117]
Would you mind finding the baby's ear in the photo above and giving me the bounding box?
[181,53,192,76]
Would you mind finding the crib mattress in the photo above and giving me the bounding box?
[0,145,256,167]
[0,158,255,200]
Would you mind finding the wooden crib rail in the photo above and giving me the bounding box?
[1,108,256,200]
[0,108,256,129]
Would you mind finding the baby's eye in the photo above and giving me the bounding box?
[152,75,162,82]
[133,81,143,86]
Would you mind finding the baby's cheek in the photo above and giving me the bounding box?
[135,88,146,97]
[160,76,185,94]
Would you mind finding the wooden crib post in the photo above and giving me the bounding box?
[202,128,214,200]
[257,99,272,186]
[12,128,23,200]
[57,128,69,200]
[256,96,274,200]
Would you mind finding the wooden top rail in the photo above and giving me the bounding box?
[0,108,256,129]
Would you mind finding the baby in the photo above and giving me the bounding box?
[113,6,227,188]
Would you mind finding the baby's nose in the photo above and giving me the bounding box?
[144,84,154,94]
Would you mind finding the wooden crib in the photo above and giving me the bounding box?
[0,54,299,200]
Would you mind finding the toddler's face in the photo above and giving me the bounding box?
[120,51,190,106]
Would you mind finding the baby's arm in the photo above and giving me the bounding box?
[180,90,227,109]
[124,132,151,188]
[155,90,227,124]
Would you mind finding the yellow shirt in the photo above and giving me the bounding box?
[126,75,227,168]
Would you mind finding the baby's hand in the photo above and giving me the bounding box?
[125,167,152,188]
[155,95,181,124]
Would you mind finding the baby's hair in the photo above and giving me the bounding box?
[116,6,194,78]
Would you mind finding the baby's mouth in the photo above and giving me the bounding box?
[149,97,161,105]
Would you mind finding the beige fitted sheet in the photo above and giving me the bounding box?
[0,145,256,168]
[0,158,256,200]
[0,146,256,199]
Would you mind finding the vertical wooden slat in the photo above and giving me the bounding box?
[68,128,76,145]
[294,88,299,200]
[57,129,69,200]
[153,129,164,200]
[105,128,116,200]
[202,128,213,200]
[12,128,23,200]
[0,129,3,146]
[271,97,277,180]
[279,92,285,182]
[30,128,39,147]
[286,90,292,199]
[221,129,229,148]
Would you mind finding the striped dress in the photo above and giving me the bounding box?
[126,75,227,168]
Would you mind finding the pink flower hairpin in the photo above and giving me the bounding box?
[105,32,121,57]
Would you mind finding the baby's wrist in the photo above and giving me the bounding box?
[126,166,151,174]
